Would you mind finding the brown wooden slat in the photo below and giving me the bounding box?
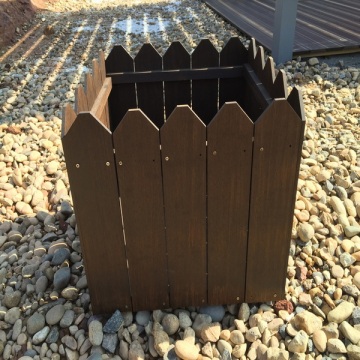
[105,45,136,131]
[75,84,88,113]
[135,43,164,128]
[219,37,247,108]
[273,69,288,98]
[192,39,219,125]
[248,38,257,65]
[113,110,169,311]
[207,102,253,305]
[245,99,304,303]
[253,46,265,79]
[92,59,109,128]
[98,50,110,125]
[91,77,112,121]
[62,113,131,313]
[85,73,96,110]
[262,57,276,98]
[62,103,76,137]
[287,86,305,120]
[163,41,191,118]
[160,105,207,308]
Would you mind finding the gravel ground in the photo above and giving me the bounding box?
[0,1,360,360]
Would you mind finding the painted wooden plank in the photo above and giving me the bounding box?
[207,102,253,305]
[273,69,288,98]
[113,110,169,311]
[91,77,112,121]
[163,41,191,118]
[62,113,131,313]
[92,59,109,129]
[246,99,304,303]
[99,50,110,126]
[219,37,247,108]
[192,39,219,125]
[105,45,136,130]
[62,103,76,137]
[160,105,207,308]
[135,43,164,128]
[85,73,96,110]
[253,45,265,79]
[262,57,276,97]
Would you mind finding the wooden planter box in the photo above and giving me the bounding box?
[62,38,305,314]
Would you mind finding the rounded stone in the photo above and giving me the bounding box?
[327,301,355,323]
[3,291,21,308]
[175,340,199,360]
[53,267,71,290]
[331,265,344,279]
[199,306,225,322]
[161,314,180,335]
[45,304,65,325]
[4,307,21,324]
[298,223,314,243]
[27,312,45,335]
[312,329,327,352]
[327,338,346,353]
[135,311,151,326]
[51,248,70,266]
[89,320,103,346]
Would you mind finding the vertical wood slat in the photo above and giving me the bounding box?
[207,102,254,305]
[113,110,169,311]
[62,113,131,313]
[192,39,219,125]
[245,99,304,303]
[98,50,111,127]
[75,85,88,113]
[253,46,265,79]
[92,59,109,129]
[262,57,276,97]
[219,37,248,108]
[135,44,164,128]
[62,103,76,136]
[105,45,136,130]
[161,105,207,308]
[273,69,288,98]
[163,41,191,118]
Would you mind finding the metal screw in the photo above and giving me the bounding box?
[119,161,123,166]
[125,305,128,309]
[202,299,205,303]
[260,147,264,152]
[213,151,217,155]
[273,293,277,298]
[163,302,166,306]
[236,296,240,301]
[106,162,110,166]
[75,164,80,168]
[165,156,169,161]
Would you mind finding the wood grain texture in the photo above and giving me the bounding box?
[105,45,136,131]
[245,99,304,303]
[262,57,276,98]
[202,0,360,55]
[192,39,219,124]
[113,110,169,311]
[62,113,131,313]
[75,85,88,113]
[253,46,265,79]
[91,77,112,121]
[160,105,207,308]
[287,86,305,120]
[62,103,76,136]
[207,102,254,304]
[92,59,109,128]
[219,37,247,108]
[85,73,96,110]
[163,41,191,118]
[135,43,164,128]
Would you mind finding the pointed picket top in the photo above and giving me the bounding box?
[255,98,303,129]
[85,72,96,109]
[220,36,248,66]
[105,45,134,73]
[114,108,158,137]
[98,50,106,82]
[62,103,77,137]
[92,59,102,96]
[163,41,190,69]
[208,101,253,130]
[135,43,162,71]
[273,69,288,98]
[248,38,257,65]
[287,86,305,121]
[253,46,265,79]
[75,84,89,113]
[262,56,276,96]
[192,39,219,68]
[164,104,205,129]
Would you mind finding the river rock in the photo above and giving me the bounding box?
[327,338,346,353]
[327,301,355,323]
[161,314,179,335]
[129,340,145,360]
[293,310,323,335]
[201,322,221,342]
[288,330,308,353]
[46,304,65,325]
[199,306,225,322]
[89,320,103,346]
[27,312,45,335]
[174,340,199,360]
[312,329,327,352]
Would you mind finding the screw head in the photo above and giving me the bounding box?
[106,162,110,166]
[213,150,217,155]
[165,156,169,161]
[236,296,240,301]
[260,147,264,152]
[119,161,123,166]
[273,293,277,298]
[75,164,80,168]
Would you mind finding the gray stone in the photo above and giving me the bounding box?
[51,248,70,266]
[353,307,360,325]
[3,290,21,308]
[4,307,20,324]
[89,320,103,346]
[46,326,59,344]
[288,330,308,353]
[129,340,145,360]
[340,252,356,267]
[199,305,225,322]
[46,304,65,325]
[308,57,319,66]
[35,275,48,294]
[179,312,192,329]
[53,267,71,290]
[102,333,118,353]
[238,303,250,322]
[103,310,124,334]
[192,314,212,337]
[27,312,45,335]
[135,310,151,326]
[164,346,178,360]
[60,309,75,328]
[33,326,50,345]
[162,314,180,335]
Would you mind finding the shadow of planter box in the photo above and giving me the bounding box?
[62,37,305,314]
